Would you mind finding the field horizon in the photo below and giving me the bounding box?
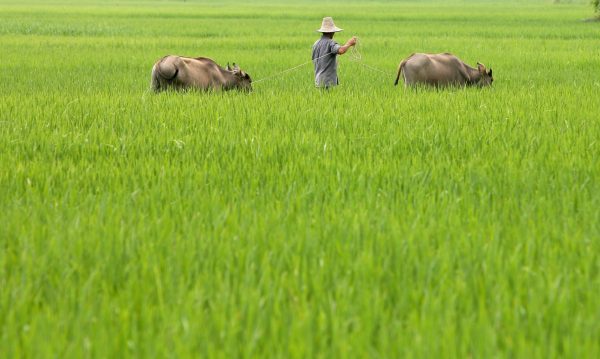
[1,0,599,357]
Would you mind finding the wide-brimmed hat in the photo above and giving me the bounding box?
[316,17,343,33]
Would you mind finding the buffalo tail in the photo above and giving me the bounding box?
[394,58,408,86]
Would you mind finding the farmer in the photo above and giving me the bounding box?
[312,17,357,88]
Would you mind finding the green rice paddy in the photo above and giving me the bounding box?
[0,0,599,357]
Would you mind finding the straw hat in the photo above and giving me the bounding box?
[316,17,343,33]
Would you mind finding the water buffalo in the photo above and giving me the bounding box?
[151,55,252,92]
[394,53,493,88]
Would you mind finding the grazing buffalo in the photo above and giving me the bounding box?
[151,55,252,92]
[394,53,493,88]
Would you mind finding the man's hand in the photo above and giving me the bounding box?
[338,36,357,55]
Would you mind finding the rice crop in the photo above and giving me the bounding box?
[0,0,599,357]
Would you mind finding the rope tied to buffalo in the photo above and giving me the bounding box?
[348,37,393,77]
[252,37,393,85]
[251,51,336,84]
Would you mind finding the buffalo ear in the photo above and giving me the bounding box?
[233,63,240,72]
[477,62,486,74]
[226,63,232,71]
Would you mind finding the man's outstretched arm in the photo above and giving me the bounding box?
[338,36,357,55]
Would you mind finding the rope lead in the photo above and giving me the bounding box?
[253,37,392,85]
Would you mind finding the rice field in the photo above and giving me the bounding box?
[0,0,599,357]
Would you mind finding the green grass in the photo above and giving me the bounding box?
[1,0,599,357]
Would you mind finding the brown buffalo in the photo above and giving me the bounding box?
[394,53,493,88]
[151,55,252,92]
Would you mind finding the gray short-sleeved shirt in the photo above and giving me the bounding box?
[312,36,341,87]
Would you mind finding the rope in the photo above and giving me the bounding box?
[252,51,336,84]
[348,37,393,78]
[355,62,391,77]
[349,38,362,61]
[252,37,393,85]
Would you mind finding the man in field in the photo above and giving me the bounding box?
[312,17,357,88]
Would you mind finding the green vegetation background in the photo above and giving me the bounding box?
[0,0,599,357]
